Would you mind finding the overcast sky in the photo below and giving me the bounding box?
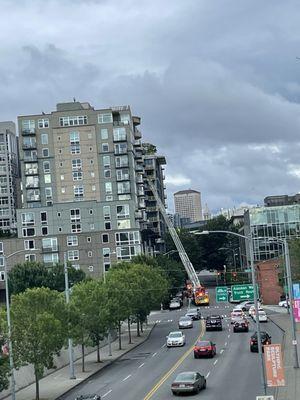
[1,0,300,213]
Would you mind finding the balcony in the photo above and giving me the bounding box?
[148,216,159,222]
[25,167,39,176]
[24,155,38,162]
[145,164,154,170]
[136,175,144,184]
[134,139,142,147]
[134,128,142,139]
[42,245,59,253]
[22,129,36,136]
[135,210,144,220]
[137,189,145,197]
[135,151,143,160]
[26,182,40,189]
[135,165,144,172]
[147,206,158,212]
[27,195,41,202]
[114,149,128,155]
[23,140,37,150]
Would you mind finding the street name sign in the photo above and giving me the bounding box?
[216,286,228,302]
[264,344,285,387]
[256,397,274,400]
[231,284,255,301]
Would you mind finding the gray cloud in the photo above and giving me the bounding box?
[1,0,300,212]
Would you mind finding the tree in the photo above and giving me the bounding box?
[8,262,86,295]
[0,315,10,393]
[11,288,67,400]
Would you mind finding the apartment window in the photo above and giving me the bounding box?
[71,224,82,233]
[120,113,130,124]
[72,171,83,181]
[92,185,96,191]
[24,239,35,250]
[98,113,113,124]
[116,169,129,181]
[88,265,94,272]
[68,250,79,261]
[42,237,58,251]
[42,148,49,157]
[113,127,126,141]
[116,245,141,260]
[89,209,93,215]
[105,182,112,194]
[117,220,131,229]
[70,144,81,154]
[116,204,130,219]
[41,133,48,144]
[72,159,82,170]
[38,119,49,128]
[61,188,66,194]
[22,119,35,132]
[0,199,8,206]
[104,263,111,272]
[103,206,111,220]
[115,155,128,168]
[74,185,84,199]
[41,226,48,236]
[43,253,59,264]
[70,209,81,222]
[25,176,39,188]
[0,177,7,185]
[88,251,93,257]
[21,212,35,226]
[90,223,95,230]
[114,143,127,154]
[103,156,110,168]
[40,211,47,225]
[119,194,131,201]
[104,169,111,178]
[91,172,95,178]
[115,231,140,245]
[101,128,109,139]
[117,181,130,194]
[25,254,36,262]
[103,248,110,258]
[106,195,113,202]
[102,233,109,243]
[67,236,78,246]
[102,143,109,152]
[105,221,111,230]
[59,115,87,126]
[44,174,51,184]
[87,237,91,243]
[25,163,38,175]
[57,212,61,217]
[45,187,52,199]
[69,131,80,143]
[60,175,64,181]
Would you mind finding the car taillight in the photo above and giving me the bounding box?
[250,340,254,344]
[194,346,200,350]
[172,383,179,387]
[265,341,270,345]
[208,346,212,350]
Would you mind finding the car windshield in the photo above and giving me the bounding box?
[180,317,191,321]
[253,332,267,338]
[259,311,266,315]
[210,316,221,319]
[169,332,182,338]
[196,341,210,346]
[175,373,196,382]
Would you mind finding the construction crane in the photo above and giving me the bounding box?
[146,179,200,288]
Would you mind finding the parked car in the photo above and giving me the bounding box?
[233,317,249,332]
[194,340,216,358]
[169,299,181,310]
[75,396,101,400]
[166,331,186,347]
[185,308,201,320]
[205,315,222,331]
[171,371,206,395]
[172,296,183,306]
[278,299,290,308]
[178,316,193,329]
[250,331,271,352]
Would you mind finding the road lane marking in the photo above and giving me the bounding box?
[220,349,224,354]
[122,375,131,382]
[143,320,205,400]
[152,352,157,357]
[228,334,230,338]
[225,342,227,346]
[102,390,112,397]
[213,359,218,365]
[138,363,145,368]
[161,344,166,348]
[205,372,210,378]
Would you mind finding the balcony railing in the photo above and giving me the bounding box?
[23,142,37,150]
[26,183,40,189]
[24,155,38,162]
[25,168,39,175]
[22,129,36,135]
[42,246,59,253]
[27,195,40,202]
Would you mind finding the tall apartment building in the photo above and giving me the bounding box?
[142,144,167,253]
[1,101,149,279]
[0,122,20,234]
[174,189,202,223]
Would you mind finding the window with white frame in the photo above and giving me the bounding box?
[74,185,84,199]
[72,171,83,181]
[117,181,130,194]
[116,204,130,219]
[103,206,111,220]
[21,212,35,226]
[70,209,80,222]
[22,228,35,237]
[71,223,82,233]
[24,239,35,250]
[41,133,48,144]
[43,161,50,173]
[88,251,93,257]
[118,194,131,201]
[72,159,82,170]
[59,116,87,126]
[98,113,113,124]
[103,248,110,258]
[115,155,128,168]
[115,231,140,245]
[70,143,81,154]
[104,262,111,272]
[42,226,48,235]
[68,250,79,261]
[102,234,109,243]
[117,220,131,229]
[42,237,58,251]
[116,245,141,260]
[101,128,109,139]
[113,127,126,141]
[104,169,111,178]
[22,119,35,132]
[0,242,3,254]
[40,211,47,225]
[67,236,78,246]
[103,156,110,168]
[104,221,111,230]
[43,253,59,264]
[70,131,80,143]
[42,148,49,157]
[38,119,49,128]
[120,113,130,124]
[44,174,51,184]
[116,169,129,181]
[88,265,94,272]
[45,187,52,199]
[102,143,109,152]
[105,182,112,194]
[25,254,36,262]
[106,195,113,202]
[114,143,127,154]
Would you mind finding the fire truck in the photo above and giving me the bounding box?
[194,286,210,306]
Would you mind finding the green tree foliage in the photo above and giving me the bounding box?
[0,315,10,393]
[8,262,86,295]
[285,239,300,282]
[11,288,67,400]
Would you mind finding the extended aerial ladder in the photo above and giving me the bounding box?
[146,179,200,288]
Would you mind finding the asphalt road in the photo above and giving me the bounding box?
[61,288,283,400]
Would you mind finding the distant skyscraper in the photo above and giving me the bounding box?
[174,189,202,223]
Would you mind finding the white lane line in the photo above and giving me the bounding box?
[225,342,228,346]
[102,389,112,398]
[220,349,224,354]
[228,334,230,338]
[213,359,218,365]
[161,344,166,348]
[122,375,131,382]
[205,372,211,379]
[152,352,157,357]
[138,363,145,368]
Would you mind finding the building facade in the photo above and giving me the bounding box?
[0,121,20,234]
[264,194,300,207]
[1,101,151,279]
[174,189,202,223]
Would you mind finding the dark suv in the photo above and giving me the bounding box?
[205,315,222,331]
[233,317,249,332]
[75,395,101,400]
[250,331,271,352]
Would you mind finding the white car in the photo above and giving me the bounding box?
[278,300,290,308]
[253,310,268,322]
[169,300,181,310]
[230,309,245,324]
[178,316,193,329]
[166,331,186,347]
[249,306,264,317]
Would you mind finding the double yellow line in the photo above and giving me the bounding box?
[143,320,206,400]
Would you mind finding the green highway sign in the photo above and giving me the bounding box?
[216,286,228,302]
[231,284,255,301]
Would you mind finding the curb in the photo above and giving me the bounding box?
[55,323,156,400]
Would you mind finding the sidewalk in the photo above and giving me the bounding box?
[4,323,155,400]
[267,309,300,400]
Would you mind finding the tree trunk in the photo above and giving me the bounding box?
[118,321,122,350]
[141,321,144,333]
[96,340,101,363]
[81,343,85,372]
[128,318,132,344]
[34,367,40,400]
[137,317,140,337]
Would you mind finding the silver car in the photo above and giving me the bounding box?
[166,331,186,347]
[171,371,206,395]
[178,316,193,329]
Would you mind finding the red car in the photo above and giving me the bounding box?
[194,340,216,358]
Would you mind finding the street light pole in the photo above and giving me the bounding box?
[64,252,76,379]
